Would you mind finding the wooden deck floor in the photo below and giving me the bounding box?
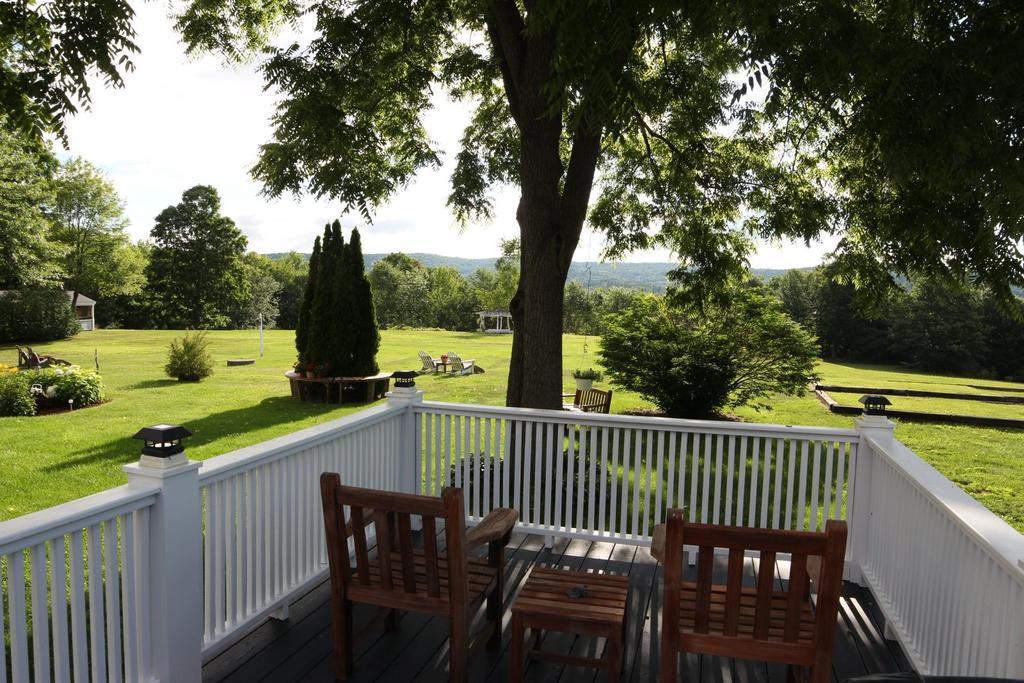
[203,533,910,682]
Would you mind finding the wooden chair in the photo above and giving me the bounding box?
[563,388,613,414]
[418,351,442,373]
[652,511,847,683]
[446,352,476,376]
[319,474,518,681]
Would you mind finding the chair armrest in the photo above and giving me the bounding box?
[465,508,518,551]
[650,523,666,563]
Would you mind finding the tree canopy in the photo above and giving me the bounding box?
[0,124,59,288]
[144,185,249,328]
[49,158,144,305]
[6,0,1022,406]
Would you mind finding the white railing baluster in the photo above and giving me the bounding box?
[712,435,724,525]
[611,428,622,534]
[88,523,107,682]
[797,441,809,531]
[809,443,821,531]
[7,551,28,683]
[599,427,610,535]
[121,513,138,682]
[666,431,678,514]
[722,436,734,526]
[835,443,847,522]
[631,429,642,538]
[103,518,123,683]
[483,418,492,515]
[30,543,50,683]
[68,531,88,679]
[0,559,6,683]
[652,430,665,532]
[689,432,700,523]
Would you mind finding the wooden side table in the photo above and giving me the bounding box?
[510,567,629,681]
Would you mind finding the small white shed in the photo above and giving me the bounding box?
[476,310,513,334]
[67,291,96,331]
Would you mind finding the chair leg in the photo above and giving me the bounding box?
[385,608,399,631]
[331,597,353,680]
[789,664,811,683]
[659,629,678,683]
[449,606,470,683]
[487,539,504,648]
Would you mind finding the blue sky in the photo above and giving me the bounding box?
[61,4,832,267]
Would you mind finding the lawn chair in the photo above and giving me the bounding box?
[447,352,475,376]
[418,351,443,373]
[320,475,518,682]
[562,388,613,414]
[652,512,847,683]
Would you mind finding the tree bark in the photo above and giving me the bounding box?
[486,0,610,409]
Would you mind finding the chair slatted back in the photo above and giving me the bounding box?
[661,509,847,672]
[573,388,613,414]
[418,351,435,372]
[320,474,469,613]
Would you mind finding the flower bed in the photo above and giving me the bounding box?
[0,366,105,417]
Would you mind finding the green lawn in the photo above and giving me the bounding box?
[1,330,1021,532]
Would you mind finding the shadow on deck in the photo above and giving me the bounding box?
[203,534,910,682]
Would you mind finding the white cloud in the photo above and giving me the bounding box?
[61,4,829,268]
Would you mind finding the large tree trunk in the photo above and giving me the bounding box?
[505,126,597,408]
[485,1,607,408]
[506,213,579,409]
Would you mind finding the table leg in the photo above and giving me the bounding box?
[607,625,622,680]
[510,613,524,683]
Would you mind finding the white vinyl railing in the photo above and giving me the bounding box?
[858,433,1024,676]
[413,402,858,544]
[0,485,158,683]
[196,402,406,659]
[2,388,1023,680]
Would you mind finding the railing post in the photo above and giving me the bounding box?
[850,410,895,585]
[389,372,425,497]
[123,425,203,683]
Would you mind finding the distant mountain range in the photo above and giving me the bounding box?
[264,252,807,292]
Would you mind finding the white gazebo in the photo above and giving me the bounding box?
[476,309,513,334]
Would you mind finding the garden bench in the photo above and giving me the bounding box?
[285,371,392,403]
[562,388,613,414]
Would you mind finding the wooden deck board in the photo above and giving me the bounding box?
[202,540,911,683]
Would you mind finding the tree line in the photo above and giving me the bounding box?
[770,266,1024,380]
[0,123,307,338]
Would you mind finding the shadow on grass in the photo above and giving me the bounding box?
[122,378,181,390]
[45,395,379,472]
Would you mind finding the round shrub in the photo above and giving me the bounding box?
[165,331,214,381]
[52,368,104,406]
[18,367,105,409]
[599,287,819,418]
[0,372,36,416]
[0,290,80,343]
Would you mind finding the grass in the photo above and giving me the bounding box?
[1,330,1021,533]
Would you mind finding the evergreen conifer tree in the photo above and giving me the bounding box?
[346,227,380,374]
[307,224,336,372]
[294,234,320,363]
[327,220,350,376]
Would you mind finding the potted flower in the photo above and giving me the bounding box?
[572,368,603,391]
